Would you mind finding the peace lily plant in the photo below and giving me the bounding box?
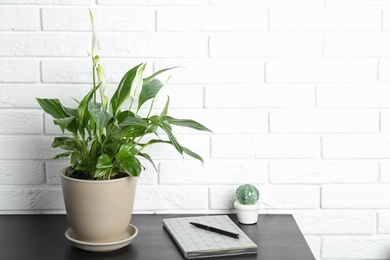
[37,12,211,180]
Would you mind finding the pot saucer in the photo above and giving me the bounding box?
[65,224,138,252]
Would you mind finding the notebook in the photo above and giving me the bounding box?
[162,215,258,259]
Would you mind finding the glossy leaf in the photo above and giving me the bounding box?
[116,143,137,162]
[182,146,204,164]
[162,116,212,132]
[78,83,100,127]
[119,116,148,128]
[160,96,170,117]
[137,152,157,172]
[54,116,75,134]
[51,137,78,151]
[88,102,112,131]
[143,67,177,83]
[119,156,142,177]
[36,98,66,119]
[158,121,183,155]
[96,154,113,169]
[53,151,72,160]
[110,63,143,117]
[137,79,163,110]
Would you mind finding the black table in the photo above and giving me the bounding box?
[0,214,315,260]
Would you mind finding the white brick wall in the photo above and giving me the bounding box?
[1,1,390,259]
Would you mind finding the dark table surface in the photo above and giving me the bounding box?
[0,214,315,260]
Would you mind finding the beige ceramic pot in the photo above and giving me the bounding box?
[60,169,138,243]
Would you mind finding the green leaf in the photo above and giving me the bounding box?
[36,98,66,119]
[182,146,204,165]
[162,116,212,132]
[158,121,183,155]
[62,106,77,117]
[110,63,143,117]
[94,154,114,179]
[137,79,163,110]
[137,152,157,172]
[96,154,114,169]
[87,102,113,131]
[78,83,100,127]
[54,116,75,134]
[116,143,137,162]
[119,156,142,177]
[53,151,72,160]
[51,137,78,151]
[119,116,148,128]
[160,96,170,117]
[143,67,177,83]
[70,151,81,165]
[94,168,110,179]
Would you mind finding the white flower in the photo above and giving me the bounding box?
[97,64,108,110]
[90,10,100,64]
[129,63,146,101]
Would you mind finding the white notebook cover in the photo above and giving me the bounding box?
[162,215,258,259]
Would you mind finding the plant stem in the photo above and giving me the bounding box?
[92,65,97,105]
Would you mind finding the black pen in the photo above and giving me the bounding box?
[189,222,240,239]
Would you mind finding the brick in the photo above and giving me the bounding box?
[211,134,320,159]
[169,109,268,134]
[321,237,390,259]
[0,111,42,134]
[294,212,376,235]
[266,59,377,83]
[46,162,69,185]
[382,110,390,132]
[270,7,380,31]
[99,34,207,58]
[0,85,89,108]
[1,0,94,4]
[152,85,203,109]
[0,8,38,31]
[159,159,267,184]
[322,185,390,208]
[141,135,210,160]
[0,162,44,185]
[209,186,237,209]
[380,161,390,183]
[210,0,323,4]
[270,160,378,184]
[0,189,64,210]
[270,109,378,133]
[325,33,390,57]
[261,186,319,209]
[0,60,38,83]
[42,8,154,31]
[0,137,55,160]
[134,186,207,210]
[322,135,390,159]
[303,236,321,260]
[317,84,390,108]
[0,34,88,57]
[210,33,321,57]
[205,85,314,108]
[41,60,154,83]
[382,9,390,32]
[98,0,208,5]
[209,185,319,209]
[155,60,264,84]
[378,212,390,233]
[157,8,267,32]
[379,61,390,82]
[326,0,390,5]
